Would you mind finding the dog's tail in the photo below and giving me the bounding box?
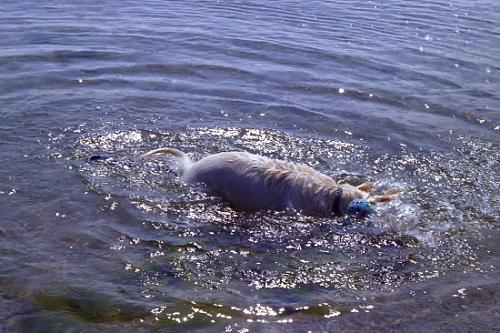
[140,147,192,176]
[140,147,187,159]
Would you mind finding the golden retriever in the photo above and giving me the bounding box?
[141,147,400,216]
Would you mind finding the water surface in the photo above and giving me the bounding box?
[1,1,499,332]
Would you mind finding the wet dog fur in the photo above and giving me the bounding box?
[141,147,400,216]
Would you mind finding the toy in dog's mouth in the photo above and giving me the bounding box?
[346,199,374,216]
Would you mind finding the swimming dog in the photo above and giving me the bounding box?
[140,148,400,216]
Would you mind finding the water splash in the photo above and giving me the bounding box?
[43,124,499,329]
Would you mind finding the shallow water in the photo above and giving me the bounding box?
[1,1,499,332]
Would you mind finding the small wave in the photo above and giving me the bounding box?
[40,125,497,300]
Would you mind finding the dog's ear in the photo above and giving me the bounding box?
[357,181,374,193]
[368,189,401,204]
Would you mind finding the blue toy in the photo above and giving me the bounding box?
[347,199,374,216]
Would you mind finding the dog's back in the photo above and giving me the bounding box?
[183,152,340,214]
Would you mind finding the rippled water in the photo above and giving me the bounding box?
[1,1,499,332]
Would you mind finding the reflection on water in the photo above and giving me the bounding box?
[28,124,496,331]
[0,0,498,332]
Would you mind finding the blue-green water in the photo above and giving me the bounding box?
[1,1,499,332]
